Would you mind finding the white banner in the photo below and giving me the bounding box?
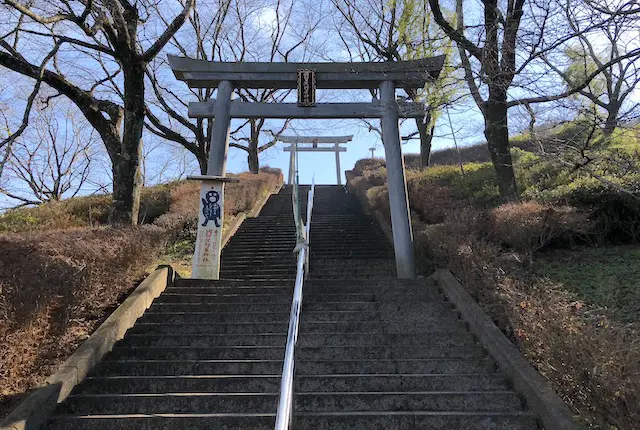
[192,180,225,279]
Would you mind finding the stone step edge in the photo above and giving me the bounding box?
[48,410,537,419]
[83,372,500,380]
[65,390,519,399]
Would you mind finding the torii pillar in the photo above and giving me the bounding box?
[185,81,237,279]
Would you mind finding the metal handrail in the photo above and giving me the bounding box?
[275,175,315,430]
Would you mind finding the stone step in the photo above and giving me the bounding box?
[146,303,291,313]
[107,345,486,361]
[161,287,440,298]
[138,311,290,324]
[170,278,427,288]
[297,333,477,347]
[302,301,456,313]
[229,235,382,241]
[302,310,449,322]
[296,374,509,393]
[219,260,297,267]
[218,275,296,281]
[117,334,290,348]
[108,346,286,361]
[58,391,523,415]
[95,358,496,377]
[127,319,468,336]
[48,414,277,430]
[137,310,459,324]
[73,374,509,395]
[294,411,538,430]
[74,375,282,395]
[154,294,293,304]
[128,322,289,335]
[144,291,445,305]
[162,287,293,295]
[116,332,476,348]
[219,269,298,276]
[221,252,391,259]
[299,320,468,334]
[139,303,458,319]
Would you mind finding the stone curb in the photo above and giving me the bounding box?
[0,266,175,430]
[429,268,581,430]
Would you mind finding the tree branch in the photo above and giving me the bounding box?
[142,0,195,62]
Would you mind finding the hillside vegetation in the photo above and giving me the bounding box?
[0,168,282,419]
[347,126,639,429]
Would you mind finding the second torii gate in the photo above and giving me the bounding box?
[276,135,353,185]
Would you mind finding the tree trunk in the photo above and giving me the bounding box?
[248,120,259,174]
[248,147,259,174]
[416,113,434,169]
[197,148,208,174]
[602,103,621,137]
[111,62,145,224]
[484,91,519,201]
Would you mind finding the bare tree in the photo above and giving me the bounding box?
[1,100,97,207]
[146,0,317,174]
[144,0,231,174]
[0,0,194,223]
[427,0,640,200]
[332,0,458,168]
[0,37,61,181]
[545,0,640,136]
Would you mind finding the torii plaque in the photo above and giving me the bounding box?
[169,55,445,279]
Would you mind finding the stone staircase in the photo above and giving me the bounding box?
[47,185,538,429]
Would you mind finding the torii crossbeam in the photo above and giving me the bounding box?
[275,135,353,185]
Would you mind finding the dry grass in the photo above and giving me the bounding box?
[0,226,165,414]
[348,159,640,429]
[0,168,282,419]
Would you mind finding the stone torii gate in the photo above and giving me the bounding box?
[276,135,353,185]
[169,55,444,279]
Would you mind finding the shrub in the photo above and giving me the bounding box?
[408,184,460,224]
[0,183,178,233]
[352,158,385,176]
[403,153,422,170]
[137,184,176,224]
[259,166,284,181]
[562,178,640,243]
[366,185,390,224]
[62,195,113,226]
[485,202,592,262]
[406,163,500,209]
